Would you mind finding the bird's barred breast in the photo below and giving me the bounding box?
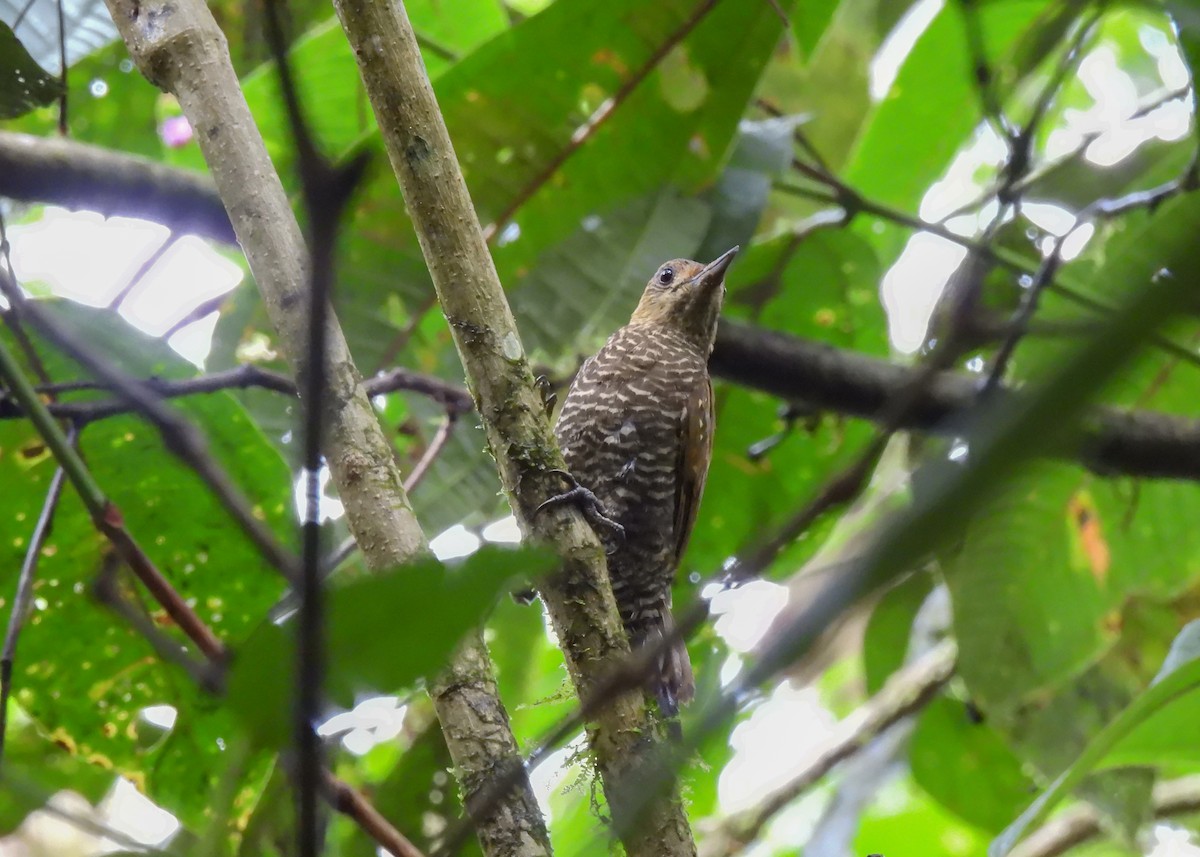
[554,325,709,623]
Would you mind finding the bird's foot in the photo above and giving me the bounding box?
[536,469,625,550]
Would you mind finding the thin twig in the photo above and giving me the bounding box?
[0,216,56,388]
[323,771,427,857]
[985,151,1200,393]
[937,85,1190,224]
[791,125,831,178]
[1089,152,1200,219]
[108,234,180,311]
[160,291,230,341]
[0,363,474,423]
[772,179,1200,368]
[92,555,223,693]
[0,308,53,388]
[702,639,957,857]
[413,30,459,64]
[1010,775,1200,857]
[983,232,1067,394]
[958,0,1014,144]
[318,410,461,575]
[404,412,457,495]
[11,0,37,29]
[0,269,298,581]
[761,0,788,27]
[999,8,1101,209]
[55,0,67,135]
[0,436,70,765]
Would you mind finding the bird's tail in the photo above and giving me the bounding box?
[639,609,694,719]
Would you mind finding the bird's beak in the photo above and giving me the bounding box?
[694,245,739,292]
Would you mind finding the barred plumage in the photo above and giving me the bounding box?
[552,248,738,714]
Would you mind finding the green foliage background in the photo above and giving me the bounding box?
[3,0,1200,855]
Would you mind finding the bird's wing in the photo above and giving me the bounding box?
[671,375,714,568]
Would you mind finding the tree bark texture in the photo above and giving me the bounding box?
[330,1,697,855]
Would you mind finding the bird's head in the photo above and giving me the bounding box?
[628,246,739,352]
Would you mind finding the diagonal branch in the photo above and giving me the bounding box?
[701,639,957,857]
[0,277,299,580]
[480,0,722,243]
[0,333,225,661]
[1009,775,1200,857]
[331,1,697,855]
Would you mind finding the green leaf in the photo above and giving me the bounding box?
[862,572,933,695]
[6,42,162,156]
[1097,619,1200,770]
[910,697,1036,832]
[0,710,112,833]
[991,621,1200,856]
[792,0,839,59]
[227,546,555,747]
[0,22,61,119]
[855,774,988,857]
[845,1,1047,210]
[943,465,1111,712]
[695,117,796,262]
[488,595,573,743]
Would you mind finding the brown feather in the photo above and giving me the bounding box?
[673,377,713,568]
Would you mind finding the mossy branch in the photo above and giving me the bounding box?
[330,1,697,855]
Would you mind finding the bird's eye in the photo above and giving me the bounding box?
[657,266,675,286]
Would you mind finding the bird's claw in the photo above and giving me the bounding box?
[534,374,558,419]
[536,469,625,549]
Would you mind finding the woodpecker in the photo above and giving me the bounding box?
[543,246,738,715]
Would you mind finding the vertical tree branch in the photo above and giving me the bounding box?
[101,1,550,854]
[330,2,696,856]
